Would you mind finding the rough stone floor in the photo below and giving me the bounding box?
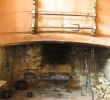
[1,90,108,100]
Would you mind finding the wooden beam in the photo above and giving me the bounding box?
[0,80,7,88]
[0,33,110,48]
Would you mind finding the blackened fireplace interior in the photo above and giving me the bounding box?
[42,43,72,65]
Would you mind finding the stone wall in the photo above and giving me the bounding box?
[0,43,110,81]
[0,47,7,80]
[10,44,42,81]
[0,44,42,81]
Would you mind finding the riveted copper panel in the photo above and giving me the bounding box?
[36,0,96,35]
[0,0,32,33]
[96,0,110,37]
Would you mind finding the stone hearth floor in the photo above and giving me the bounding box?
[1,90,107,100]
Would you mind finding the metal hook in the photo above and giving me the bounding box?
[72,24,80,32]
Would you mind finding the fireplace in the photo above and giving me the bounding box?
[0,43,110,99]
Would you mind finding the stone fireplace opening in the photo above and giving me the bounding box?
[0,43,110,99]
[40,43,73,95]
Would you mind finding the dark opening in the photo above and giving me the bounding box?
[42,43,72,65]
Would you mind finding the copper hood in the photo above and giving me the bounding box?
[0,0,110,47]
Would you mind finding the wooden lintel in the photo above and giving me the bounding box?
[0,33,110,48]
